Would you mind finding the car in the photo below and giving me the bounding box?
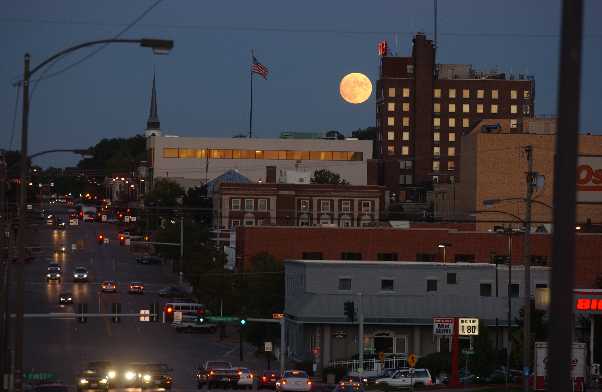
[138,363,173,390]
[237,368,255,389]
[54,245,67,254]
[375,368,432,388]
[158,286,189,298]
[196,361,237,389]
[136,255,162,265]
[333,379,365,392]
[47,263,62,273]
[59,292,73,305]
[101,281,117,293]
[128,281,144,294]
[276,370,312,392]
[77,369,109,391]
[46,267,61,283]
[73,266,89,282]
[259,370,279,389]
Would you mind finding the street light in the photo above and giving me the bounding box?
[438,242,451,263]
[12,36,173,392]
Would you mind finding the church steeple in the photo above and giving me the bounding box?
[146,73,160,131]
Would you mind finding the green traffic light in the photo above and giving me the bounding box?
[240,319,246,326]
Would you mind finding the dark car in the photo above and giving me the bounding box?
[73,266,89,282]
[59,292,73,305]
[138,363,173,390]
[47,263,62,272]
[136,255,162,265]
[128,281,144,294]
[158,286,189,298]
[333,381,365,392]
[46,267,61,283]
[259,370,279,389]
[77,369,109,391]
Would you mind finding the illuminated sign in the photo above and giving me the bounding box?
[433,317,454,336]
[574,290,602,313]
[459,318,479,335]
[577,156,602,203]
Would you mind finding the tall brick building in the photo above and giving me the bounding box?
[374,33,535,201]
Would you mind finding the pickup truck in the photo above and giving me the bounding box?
[196,361,239,389]
[172,317,217,334]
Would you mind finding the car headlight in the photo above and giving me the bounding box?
[80,379,89,384]
[83,274,88,278]
[107,370,116,379]
[99,378,108,384]
[143,374,152,382]
[125,371,136,380]
[67,297,72,301]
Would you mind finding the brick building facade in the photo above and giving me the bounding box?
[374,33,535,200]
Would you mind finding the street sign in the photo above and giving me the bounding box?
[130,216,137,222]
[125,216,131,223]
[408,353,417,368]
[24,372,55,381]
[433,317,454,335]
[206,316,240,323]
[272,313,284,320]
[101,214,107,222]
[459,318,479,335]
[174,311,182,322]
[265,342,272,352]
[139,309,150,322]
[71,243,77,251]
[69,219,79,226]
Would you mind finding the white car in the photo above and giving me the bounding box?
[277,370,312,392]
[375,368,432,388]
[236,368,254,389]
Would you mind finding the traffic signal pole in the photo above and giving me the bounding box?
[358,293,364,375]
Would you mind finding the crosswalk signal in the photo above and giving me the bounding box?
[344,301,355,322]
[78,303,88,323]
[112,302,121,323]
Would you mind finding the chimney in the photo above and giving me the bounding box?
[266,166,277,183]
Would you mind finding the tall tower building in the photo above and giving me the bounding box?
[145,73,161,137]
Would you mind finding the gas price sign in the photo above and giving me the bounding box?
[459,318,479,335]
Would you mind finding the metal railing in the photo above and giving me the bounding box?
[329,355,409,375]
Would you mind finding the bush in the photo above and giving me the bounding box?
[321,366,348,383]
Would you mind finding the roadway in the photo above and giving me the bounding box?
[11,207,251,391]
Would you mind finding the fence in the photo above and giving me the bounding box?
[329,355,409,375]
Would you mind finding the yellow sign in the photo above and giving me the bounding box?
[272,313,284,320]
[408,353,417,368]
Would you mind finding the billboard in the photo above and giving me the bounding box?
[577,156,602,203]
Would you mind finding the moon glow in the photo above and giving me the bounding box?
[339,73,372,104]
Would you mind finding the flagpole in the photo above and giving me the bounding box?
[249,49,254,138]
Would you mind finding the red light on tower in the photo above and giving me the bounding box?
[377,40,388,57]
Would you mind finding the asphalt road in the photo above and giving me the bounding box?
[10,207,255,391]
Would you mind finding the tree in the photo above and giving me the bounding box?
[77,135,146,176]
[351,126,377,140]
[183,185,212,225]
[144,178,185,207]
[311,169,349,185]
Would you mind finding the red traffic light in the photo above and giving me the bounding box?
[97,234,104,240]
[166,306,173,313]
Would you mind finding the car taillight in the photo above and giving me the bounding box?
[262,377,267,381]
[307,381,312,385]
[210,371,214,375]
[282,379,287,385]
[426,379,432,385]
[167,307,173,313]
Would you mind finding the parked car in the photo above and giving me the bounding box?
[375,369,432,388]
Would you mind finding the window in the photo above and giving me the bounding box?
[302,252,323,260]
[230,219,240,227]
[300,199,310,211]
[298,215,310,226]
[377,253,398,261]
[387,131,395,141]
[231,198,241,210]
[448,161,455,170]
[449,132,456,142]
[476,104,484,113]
[341,252,362,260]
[531,255,548,266]
[433,132,440,142]
[361,200,372,213]
[523,104,530,115]
[427,279,438,292]
[243,218,255,226]
[448,147,456,156]
[480,283,492,297]
[524,90,530,99]
[387,116,395,126]
[402,88,410,97]
[341,200,351,213]
[511,89,518,99]
[402,102,410,112]
[477,89,484,99]
[381,279,395,291]
[387,145,395,155]
[434,88,441,98]
[433,160,440,171]
[340,218,352,227]
[492,89,499,99]
[447,273,457,284]
[401,146,409,156]
[433,117,441,128]
[433,146,441,156]
[400,160,413,169]
[434,103,441,113]
[448,89,456,98]
[510,283,520,297]
[462,103,470,113]
[417,253,436,262]
[510,119,518,129]
[491,104,498,114]
[244,199,254,211]
[449,118,456,128]
[387,102,395,112]
[404,174,413,184]
[258,199,268,211]
[510,104,518,114]
[338,278,352,290]
[388,88,395,97]
[402,117,410,127]
[462,89,470,98]
[163,148,178,158]
[406,64,414,74]
[402,131,410,141]
[462,118,470,128]
[536,283,548,289]
[448,103,456,113]
[320,200,331,212]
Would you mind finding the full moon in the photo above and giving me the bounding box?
[339,72,372,104]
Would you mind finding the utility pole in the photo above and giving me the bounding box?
[179,215,184,284]
[506,229,513,389]
[358,293,364,375]
[0,151,7,392]
[523,145,534,392]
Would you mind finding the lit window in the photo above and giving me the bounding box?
[341,200,351,213]
[163,148,178,158]
[433,117,441,128]
[388,102,395,112]
[320,200,331,212]
[477,89,484,99]
[492,89,499,99]
[387,145,395,155]
[433,132,440,142]
[361,201,372,213]
[449,132,456,142]
[387,131,395,141]
[434,103,441,113]
[387,116,395,126]
[523,105,530,115]
[449,103,456,113]
[524,90,530,99]
[462,118,470,128]
[448,161,455,171]
[491,104,498,114]
[449,89,456,98]
[402,131,410,141]
[434,88,441,98]
[448,118,456,128]
[402,88,410,97]
[401,146,409,156]
[433,161,440,171]
[476,104,484,113]
[244,199,254,211]
[258,199,268,211]
[462,89,470,98]
[433,146,440,156]
[402,117,410,127]
[462,103,470,113]
[448,147,456,157]
[511,104,518,114]
[231,199,241,210]
[510,119,518,129]
[388,88,395,97]
[511,90,518,99]
[300,199,310,211]
[402,102,410,112]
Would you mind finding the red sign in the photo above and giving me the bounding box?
[574,290,602,313]
[377,40,388,57]
[577,156,602,202]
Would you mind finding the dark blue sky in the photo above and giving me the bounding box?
[2,0,601,167]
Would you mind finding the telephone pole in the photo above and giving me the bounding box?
[523,145,535,391]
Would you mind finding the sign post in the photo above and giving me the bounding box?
[265,341,272,370]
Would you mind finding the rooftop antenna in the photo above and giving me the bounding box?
[434,0,438,49]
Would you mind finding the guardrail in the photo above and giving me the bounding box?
[329,356,409,374]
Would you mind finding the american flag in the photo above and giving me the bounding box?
[251,56,269,79]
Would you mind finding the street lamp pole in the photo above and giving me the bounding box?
[506,228,513,390]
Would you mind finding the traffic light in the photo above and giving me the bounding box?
[143,235,149,241]
[77,303,88,323]
[196,316,205,324]
[344,301,355,322]
[119,235,125,245]
[112,302,121,323]
[97,234,104,244]
[240,318,247,326]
